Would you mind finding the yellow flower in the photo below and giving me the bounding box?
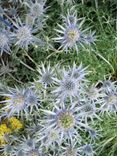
[0,124,11,135]
[0,124,11,147]
[9,117,23,131]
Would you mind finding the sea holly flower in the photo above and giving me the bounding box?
[52,66,85,102]
[98,78,117,114]
[101,78,117,94]
[53,75,79,102]
[0,86,40,117]
[62,143,96,156]
[83,30,96,45]
[0,87,28,117]
[0,59,16,76]
[23,0,46,18]
[100,90,117,114]
[67,62,89,82]
[36,63,56,88]
[87,128,102,141]
[14,136,44,156]
[23,0,47,28]
[60,141,81,156]
[24,88,40,113]
[61,140,96,156]
[87,84,101,101]
[11,18,42,49]
[38,128,61,147]
[77,99,101,124]
[63,8,77,26]
[39,102,91,144]
[54,9,96,53]
[6,5,19,18]
[23,140,43,156]
[86,83,105,104]
[54,22,82,52]
[80,144,95,156]
[52,63,89,102]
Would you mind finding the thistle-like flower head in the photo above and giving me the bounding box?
[87,83,105,105]
[39,128,60,147]
[11,18,40,49]
[24,88,40,113]
[57,110,75,131]
[61,141,80,156]
[54,9,95,53]
[53,75,79,102]
[0,59,16,76]
[80,144,95,156]
[67,62,89,82]
[36,63,56,87]
[0,86,40,117]
[99,78,117,114]
[1,87,26,117]
[24,0,46,18]
[77,99,100,124]
[14,136,43,156]
[39,102,91,144]
[24,0,47,28]
[54,22,82,52]
[100,90,117,114]
[83,31,96,45]
[87,128,102,141]
[63,8,77,26]
[87,85,101,100]
[101,78,117,94]
[52,65,84,102]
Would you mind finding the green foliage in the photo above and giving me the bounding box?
[95,115,117,156]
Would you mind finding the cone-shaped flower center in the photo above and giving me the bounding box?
[84,104,94,113]
[108,95,117,105]
[83,144,93,155]
[67,148,76,156]
[67,28,79,42]
[13,94,25,107]
[29,149,39,156]
[63,79,75,91]
[49,130,59,141]
[17,26,31,40]
[58,111,75,130]
[42,73,53,85]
